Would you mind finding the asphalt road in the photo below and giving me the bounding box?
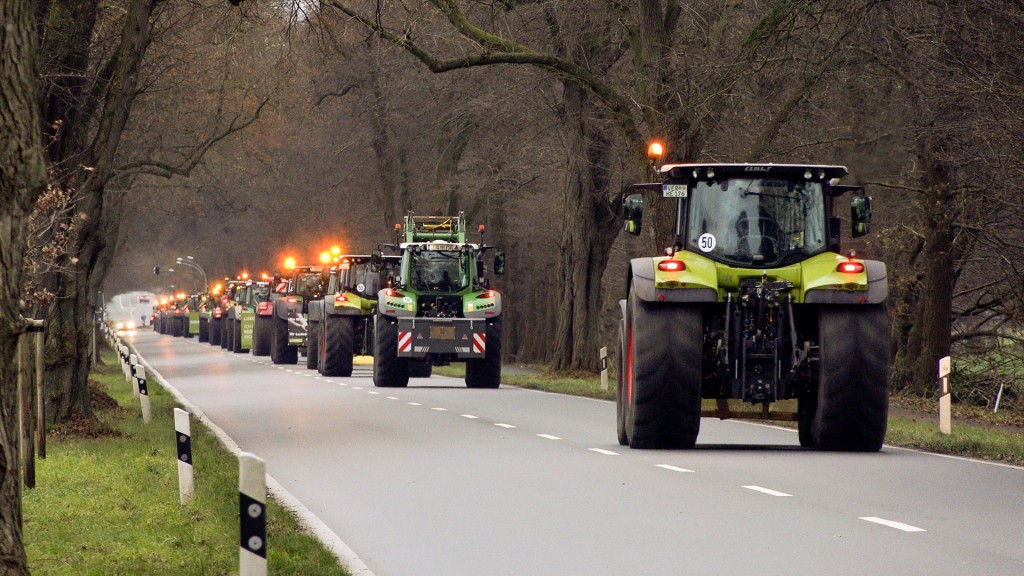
[128,330,1024,576]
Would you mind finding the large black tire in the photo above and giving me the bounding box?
[198,318,209,343]
[322,315,355,377]
[624,289,703,449]
[221,317,232,349]
[797,394,817,448]
[184,318,195,338]
[616,316,629,446]
[373,313,408,387]
[208,318,222,346]
[271,315,297,364]
[171,316,183,337]
[812,304,889,452]
[306,320,320,370]
[465,317,501,388]
[252,315,271,356]
[232,319,245,353]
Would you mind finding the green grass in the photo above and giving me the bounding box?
[24,348,349,576]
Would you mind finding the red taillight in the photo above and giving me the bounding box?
[837,261,865,274]
[257,302,270,313]
[335,294,348,303]
[213,307,222,318]
[477,290,496,299]
[385,289,395,298]
[220,296,229,305]
[286,296,298,304]
[658,259,685,272]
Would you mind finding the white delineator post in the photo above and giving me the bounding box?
[939,356,951,435]
[239,452,268,576]
[174,408,194,505]
[599,346,609,391]
[128,353,137,383]
[136,364,151,424]
[131,363,143,399]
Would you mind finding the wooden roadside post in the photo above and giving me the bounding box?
[28,320,45,459]
[239,452,267,576]
[938,356,951,435]
[599,346,609,391]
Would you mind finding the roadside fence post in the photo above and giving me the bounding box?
[30,319,45,459]
[239,452,268,576]
[938,356,951,435]
[174,408,194,505]
[599,346,609,391]
[136,365,151,424]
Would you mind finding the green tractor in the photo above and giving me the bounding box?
[267,265,324,365]
[310,254,402,376]
[226,279,270,354]
[371,212,506,388]
[618,160,888,451]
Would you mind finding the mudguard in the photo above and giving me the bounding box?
[804,260,888,304]
[628,257,718,303]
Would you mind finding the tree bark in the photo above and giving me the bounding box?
[0,0,48,572]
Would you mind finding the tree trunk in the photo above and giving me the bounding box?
[0,0,48,572]
[908,137,958,394]
[551,81,620,372]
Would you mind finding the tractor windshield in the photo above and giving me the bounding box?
[686,178,826,267]
[409,248,469,292]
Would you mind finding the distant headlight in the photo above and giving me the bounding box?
[125,321,136,330]
[116,322,126,330]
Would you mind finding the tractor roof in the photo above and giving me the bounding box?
[660,163,849,181]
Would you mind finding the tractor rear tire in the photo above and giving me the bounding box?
[616,316,629,446]
[209,318,221,346]
[373,313,408,388]
[198,318,209,342]
[171,317,182,337]
[252,316,271,356]
[624,289,703,449]
[184,319,194,338]
[465,318,501,388]
[221,318,232,349]
[232,320,245,353]
[322,315,355,377]
[271,315,298,365]
[306,320,320,370]
[812,304,889,452]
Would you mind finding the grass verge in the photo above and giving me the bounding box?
[436,364,1024,465]
[24,347,350,576]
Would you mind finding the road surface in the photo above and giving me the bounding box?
[128,330,1024,576]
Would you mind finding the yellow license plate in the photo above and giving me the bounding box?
[430,326,455,339]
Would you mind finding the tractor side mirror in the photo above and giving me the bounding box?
[370,249,383,273]
[851,195,872,238]
[623,193,644,236]
[494,252,506,275]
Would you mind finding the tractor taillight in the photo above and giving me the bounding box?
[385,289,396,298]
[837,261,865,274]
[477,290,496,299]
[213,307,222,318]
[220,296,229,305]
[658,259,685,272]
[335,294,348,303]
[286,296,298,304]
[257,302,270,313]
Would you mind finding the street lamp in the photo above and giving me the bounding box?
[174,256,208,292]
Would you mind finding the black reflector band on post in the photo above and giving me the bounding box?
[137,378,148,396]
[177,432,191,463]
[239,492,267,559]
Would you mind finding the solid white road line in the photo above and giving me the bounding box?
[742,485,792,497]
[537,434,562,440]
[589,448,619,456]
[859,517,926,532]
[656,464,694,473]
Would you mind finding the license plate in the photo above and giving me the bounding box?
[662,184,688,198]
[430,325,455,339]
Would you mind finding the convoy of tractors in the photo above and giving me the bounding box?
[148,143,890,452]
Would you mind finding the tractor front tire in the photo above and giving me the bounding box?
[465,318,501,388]
[624,289,703,449]
[306,320,320,370]
[373,313,408,388]
[252,316,271,356]
[812,304,889,452]
[322,315,355,377]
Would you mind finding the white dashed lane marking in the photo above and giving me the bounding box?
[368,391,380,395]
[408,402,422,406]
[537,434,562,440]
[494,423,516,429]
[432,407,448,411]
[656,464,694,473]
[860,517,926,532]
[742,486,792,497]
[386,397,399,400]
[461,415,479,419]
[589,448,619,456]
